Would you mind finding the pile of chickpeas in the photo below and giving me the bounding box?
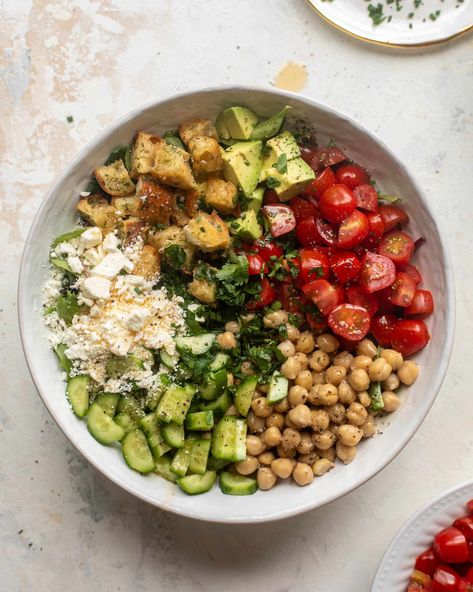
[219,309,419,491]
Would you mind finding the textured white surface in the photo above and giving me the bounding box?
[1,0,472,590]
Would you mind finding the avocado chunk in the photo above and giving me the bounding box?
[221,107,259,140]
[215,112,231,140]
[250,106,292,141]
[246,187,264,213]
[260,131,301,182]
[229,209,263,242]
[222,141,263,197]
[265,157,315,202]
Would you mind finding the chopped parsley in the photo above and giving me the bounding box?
[274,153,288,174]
[367,3,386,25]
[66,115,74,123]
[266,176,281,189]
[164,244,187,268]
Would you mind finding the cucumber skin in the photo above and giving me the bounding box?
[154,455,177,483]
[211,417,247,462]
[122,429,155,474]
[188,439,211,475]
[161,423,185,448]
[219,471,258,496]
[66,375,90,418]
[234,375,258,417]
[177,471,217,495]
[156,385,196,425]
[185,410,214,431]
[175,333,215,355]
[87,403,125,445]
[267,372,289,404]
[94,393,120,417]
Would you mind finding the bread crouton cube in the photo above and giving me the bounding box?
[204,177,237,214]
[77,194,117,233]
[111,196,141,217]
[151,141,196,190]
[184,211,230,252]
[129,132,161,180]
[179,119,218,146]
[133,244,160,278]
[188,277,217,305]
[188,136,223,177]
[118,216,147,244]
[94,159,135,196]
[135,177,173,225]
[148,225,195,272]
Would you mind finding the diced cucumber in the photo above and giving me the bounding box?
[106,354,144,379]
[211,416,247,462]
[87,402,125,444]
[185,410,214,431]
[188,439,211,475]
[154,454,177,483]
[207,456,231,472]
[175,333,215,355]
[121,429,155,473]
[161,422,185,448]
[115,395,145,432]
[219,471,258,496]
[234,418,247,461]
[170,441,193,477]
[140,413,171,459]
[267,371,289,404]
[199,369,227,401]
[94,393,120,417]
[209,353,229,372]
[145,385,165,411]
[156,385,196,424]
[198,391,232,416]
[54,343,72,374]
[177,470,217,495]
[234,375,258,417]
[66,375,90,418]
[160,350,179,368]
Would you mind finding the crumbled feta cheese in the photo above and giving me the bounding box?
[82,276,111,300]
[67,255,83,274]
[92,252,132,279]
[80,191,91,197]
[55,241,77,257]
[102,232,119,253]
[124,308,150,332]
[79,226,102,249]
[83,247,102,266]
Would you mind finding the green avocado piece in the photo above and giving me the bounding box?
[247,186,264,213]
[229,209,263,242]
[250,106,292,141]
[222,141,263,197]
[221,107,259,140]
[260,131,301,182]
[215,111,231,140]
[265,157,315,202]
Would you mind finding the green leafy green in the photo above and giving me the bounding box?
[50,258,74,274]
[56,291,81,325]
[54,344,72,374]
[51,228,86,249]
[274,153,287,174]
[164,131,185,150]
[266,176,281,189]
[104,145,130,166]
[164,244,186,268]
[215,255,249,307]
[369,382,384,411]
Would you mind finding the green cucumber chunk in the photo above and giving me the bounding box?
[156,385,196,424]
[188,439,211,475]
[154,454,177,483]
[161,422,185,448]
[115,396,145,432]
[106,354,144,379]
[234,375,258,417]
[140,413,171,459]
[175,333,215,355]
[177,470,217,495]
[211,416,247,462]
[198,391,232,416]
[121,429,155,473]
[54,343,72,374]
[170,441,193,477]
[219,471,258,495]
[207,456,231,472]
[66,375,90,418]
[94,393,120,417]
[87,402,125,444]
[250,105,292,141]
[267,371,289,404]
[185,410,214,431]
[199,369,227,401]
[160,350,179,368]
[209,353,230,372]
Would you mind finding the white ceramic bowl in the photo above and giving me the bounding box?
[372,479,473,591]
[18,86,455,523]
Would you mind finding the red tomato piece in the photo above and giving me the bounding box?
[404,264,423,285]
[333,283,345,305]
[262,205,296,238]
[299,248,330,284]
[432,565,460,592]
[453,517,473,542]
[296,217,324,247]
[468,500,473,515]
[306,310,328,333]
[467,566,473,583]
[299,144,319,165]
[302,279,340,316]
[278,283,306,313]
[252,239,283,262]
[458,578,473,592]
[289,196,319,223]
[338,209,369,249]
[370,313,398,346]
[328,303,371,341]
[408,570,433,592]
[246,254,265,275]
[319,184,356,224]
[330,251,361,284]
[304,167,337,198]
[385,272,416,307]
[379,204,409,232]
[391,319,430,356]
[415,548,440,578]
[353,184,379,212]
[405,290,434,317]
[346,285,379,317]
[263,189,280,205]
[378,231,415,268]
[335,163,369,189]
[246,278,277,310]
[309,147,347,171]
[360,252,396,293]
[363,212,385,249]
[468,540,473,563]
[316,217,338,247]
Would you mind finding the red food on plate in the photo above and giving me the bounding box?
[246,254,265,275]
[391,319,430,356]
[289,196,319,223]
[302,279,341,316]
[246,278,277,310]
[360,252,396,293]
[370,313,398,346]
[385,272,416,307]
[416,548,440,578]
[251,238,283,262]
[335,163,369,189]
[354,183,379,212]
[309,146,347,171]
[346,285,379,317]
[404,263,423,285]
[434,527,470,564]
[378,230,415,268]
[338,209,369,249]
[432,565,460,592]
[405,290,434,317]
[330,251,361,284]
[298,248,330,284]
[305,166,337,197]
[328,303,371,341]
[319,184,356,224]
[379,204,409,232]
[296,217,323,247]
[262,205,296,237]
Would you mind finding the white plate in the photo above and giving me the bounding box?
[372,479,473,591]
[307,0,473,47]
[18,86,455,523]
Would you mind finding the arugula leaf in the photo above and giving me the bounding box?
[56,291,81,325]
[104,145,130,166]
[51,228,86,249]
[164,131,185,150]
[164,244,186,268]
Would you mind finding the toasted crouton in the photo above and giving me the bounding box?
[183,187,201,217]
[188,136,223,177]
[151,141,195,190]
[179,119,218,146]
[94,160,135,197]
[170,193,190,227]
[77,194,117,233]
[184,211,230,252]
[118,216,147,244]
[135,177,173,225]
[112,196,141,217]
[129,132,161,180]
[204,177,238,214]
[148,225,195,272]
[188,278,217,305]
[133,244,160,278]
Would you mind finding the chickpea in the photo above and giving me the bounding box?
[326,403,346,424]
[247,411,265,433]
[246,435,266,456]
[294,352,309,369]
[318,446,336,462]
[356,338,378,358]
[276,444,297,458]
[381,348,403,371]
[337,424,363,447]
[383,373,400,392]
[350,355,372,371]
[281,427,302,450]
[280,356,302,380]
[217,331,237,349]
[266,412,285,430]
[346,402,368,426]
[277,340,296,358]
[336,441,357,464]
[295,369,313,390]
[263,310,288,328]
[224,404,239,416]
[262,426,282,448]
[241,313,255,324]
[361,418,376,438]
[332,351,353,370]
[338,380,357,405]
[296,431,314,455]
[235,455,259,475]
[358,391,371,407]
[288,385,309,407]
[240,360,255,376]
[382,391,401,412]
[314,383,338,405]
[310,409,330,432]
[224,320,240,334]
[251,397,273,418]
[325,365,346,387]
[329,423,339,437]
[298,451,320,464]
[368,358,392,382]
[257,467,277,490]
[317,333,340,354]
[348,368,370,392]
[286,324,300,342]
[258,451,275,466]
[313,458,334,476]
[273,398,290,413]
[257,383,269,394]
[312,429,336,451]
[271,458,294,479]
[398,361,419,385]
[296,331,315,354]
[309,350,331,372]
[284,414,297,429]
[293,462,314,486]
[311,371,326,386]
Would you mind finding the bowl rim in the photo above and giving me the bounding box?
[17,85,456,523]
[371,478,473,590]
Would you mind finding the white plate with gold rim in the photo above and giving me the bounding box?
[306,0,473,47]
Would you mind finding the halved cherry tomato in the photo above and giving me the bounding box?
[316,217,338,246]
[385,271,416,307]
[335,164,369,189]
[391,319,430,356]
[360,252,396,293]
[408,570,433,592]
[338,209,369,249]
[302,279,341,316]
[328,303,371,341]
[363,212,385,249]
[468,540,473,563]
[319,184,356,224]
[278,283,306,313]
[379,204,409,232]
[378,231,415,268]
[370,313,398,346]
[405,290,434,317]
[296,217,324,247]
[330,251,361,284]
[353,184,379,212]
[289,196,319,223]
[346,285,379,317]
[299,248,330,284]
[304,167,337,197]
[309,147,347,171]
[299,144,319,165]
[468,500,473,515]
[246,278,277,310]
[251,238,283,262]
[306,310,328,333]
[246,254,265,275]
[262,205,296,238]
[415,547,440,578]
[333,283,345,305]
[458,578,473,592]
[263,189,280,205]
[432,565,460,592]
[405,264,423,285]
[453,517,473,542]
[467,566,473,583]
